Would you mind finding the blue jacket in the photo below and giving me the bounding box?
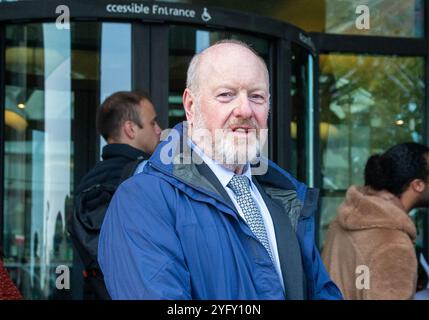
[98,123,343,300]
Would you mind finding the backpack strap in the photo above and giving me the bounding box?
[119,156,147,182]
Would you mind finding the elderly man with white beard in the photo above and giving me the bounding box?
[98,40,343,300]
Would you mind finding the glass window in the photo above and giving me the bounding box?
[99,23,132,152]
[100,23,132,102]
[318,53,425,246]
[4,22,74,300]
[325,0,424,37]
[168,25,270,127]
[3,22,132,299]
[171,0,424,38]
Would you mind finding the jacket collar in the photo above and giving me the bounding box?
[148,122,307,199]
[147,122,318,237]
[337,185,417,240]
[102,143,150,161]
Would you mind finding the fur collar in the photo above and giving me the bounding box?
[337,185,416,241]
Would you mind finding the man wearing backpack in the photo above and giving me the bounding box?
[68,91,161,299]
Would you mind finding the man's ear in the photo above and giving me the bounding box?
[123,120,135,140]
[183,88,195,124]
[410,178,426,193]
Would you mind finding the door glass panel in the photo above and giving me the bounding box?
[3,22,131,299]
[174,0,424,38]
[4,22,74,300]
[99,23,132,153]
[318,53,425,247]
[325,0,424,37]
[100,23,131,102]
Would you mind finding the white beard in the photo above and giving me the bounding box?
[191,110,265,171]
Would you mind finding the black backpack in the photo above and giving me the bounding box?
[68,157,146,299]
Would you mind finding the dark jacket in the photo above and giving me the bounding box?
[71,143,149,300]
[76,144,150,195]
[99,123,342,300]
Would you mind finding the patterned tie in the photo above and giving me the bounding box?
[228,174,274,262]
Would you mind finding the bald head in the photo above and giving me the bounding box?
[186,40,270,97]
[182,39,270,174]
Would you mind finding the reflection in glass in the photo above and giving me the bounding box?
[4,23,73,299]
[100,23,131,102]
[168,0,424,38]
[99,23,132,151]
[318,53,425,246]
[3,22,131,299]
[40,23,72,297]
[325,0,424,37]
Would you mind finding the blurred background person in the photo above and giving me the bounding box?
[68,91,161,299]
[322,142,429,299]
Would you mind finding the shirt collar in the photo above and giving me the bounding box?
[187,138,252,188]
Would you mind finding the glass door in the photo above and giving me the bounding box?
[2,21,133,299]
[317,53,425,247]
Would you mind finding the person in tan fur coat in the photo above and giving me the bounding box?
[322,143,429,300]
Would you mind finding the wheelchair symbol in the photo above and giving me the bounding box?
[202,8,211,22]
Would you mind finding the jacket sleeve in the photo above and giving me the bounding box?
[310,243,344,300]
[364,244,417,300]
[98,174,191,299]
[299,213,343,300]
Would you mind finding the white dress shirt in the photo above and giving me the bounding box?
[189,140,285,290]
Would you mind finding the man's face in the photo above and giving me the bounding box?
[134,99,161,155]
[186,44,270,167]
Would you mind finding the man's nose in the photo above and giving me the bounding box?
[233,94,253,118]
